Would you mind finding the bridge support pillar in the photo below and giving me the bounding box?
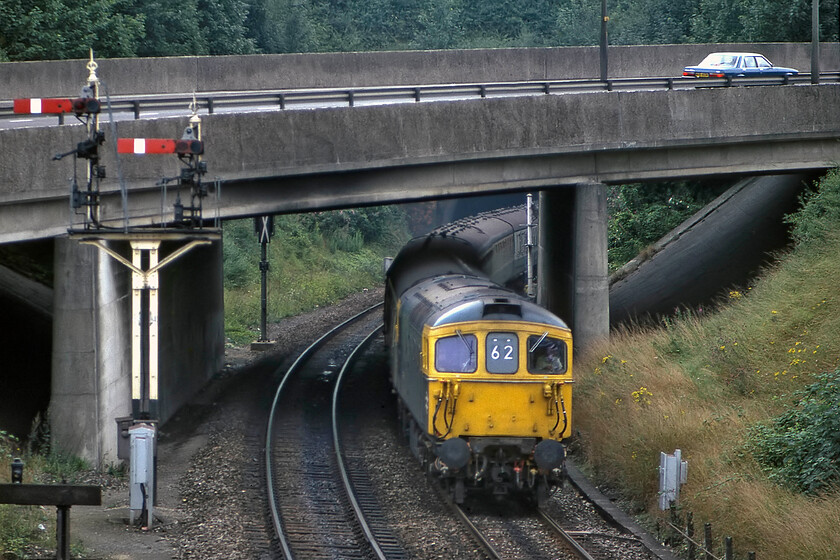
[50,237,131,467]
[537,183,609,351]
[49,236,225,468]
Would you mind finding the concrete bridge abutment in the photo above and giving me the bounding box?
[49,236,225,468]
[537,183,609,352]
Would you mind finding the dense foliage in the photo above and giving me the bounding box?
[607,181,727,272]
[222,206,409,344]
[2,0,839,61]
[743,170,840,496]
[786,168,840,246]
[748,368,840,494]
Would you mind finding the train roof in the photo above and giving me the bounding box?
[432,297,569,329]
[404,274,569,330]
[386,206,528,298]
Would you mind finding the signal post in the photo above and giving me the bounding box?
[15,54,222,528]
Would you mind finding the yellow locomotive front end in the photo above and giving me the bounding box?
[425,321,573,440]
[420,319,573,503]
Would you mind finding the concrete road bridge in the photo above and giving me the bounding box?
[1,43,837,466]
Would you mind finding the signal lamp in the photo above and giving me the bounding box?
[72,97,101,115]
[174,139,204,155]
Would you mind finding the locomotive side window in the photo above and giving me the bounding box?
[435,332,477,373]
[486,332,519,374]
[527,334,567,374]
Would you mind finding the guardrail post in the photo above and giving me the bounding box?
[132,100,140,119]
[347,91,354,107]
[278,93,286,110]
[669,506,681,546]
[686,511,695,560]
[414,87,421,102]
[724,536,733,560]
[56,504,70,560]
[704,523,713,560]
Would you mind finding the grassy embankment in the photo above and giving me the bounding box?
[574,170,840,559]
[222,207,411,345]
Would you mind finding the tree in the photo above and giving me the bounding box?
[413,0,465,49]
[128,0,207,56]
[609,0,700,45]
[459,0,561,47]
[198,0,257,55]
[557,0,601,45]
[0,0,144,61]
[690,0,746,43]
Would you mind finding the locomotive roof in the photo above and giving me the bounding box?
[405,273,569,330]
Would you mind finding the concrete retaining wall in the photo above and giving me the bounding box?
[1,43,835,98]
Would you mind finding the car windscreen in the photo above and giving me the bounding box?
[699,53,738,67]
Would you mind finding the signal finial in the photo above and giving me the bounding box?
[86,49,99,85]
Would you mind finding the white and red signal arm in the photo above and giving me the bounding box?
[118,138,204,155]
[14,97,100,115]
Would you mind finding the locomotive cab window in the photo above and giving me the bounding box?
[527,334,567,374]
[486,332,518,374]
[435,332,477,373]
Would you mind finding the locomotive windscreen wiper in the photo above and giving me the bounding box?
[456,329,475,371]
[529,331,548,353]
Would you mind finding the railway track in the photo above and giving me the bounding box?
[262,301,677,560]
[450,496,656,560]
[265,303,409,559]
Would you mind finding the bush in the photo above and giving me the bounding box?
[786,169,840,246]
[607,181,726,271]
[748,368,840,494]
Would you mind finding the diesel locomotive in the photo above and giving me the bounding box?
[384,206,573,504]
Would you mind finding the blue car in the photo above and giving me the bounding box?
[683,52,798,78]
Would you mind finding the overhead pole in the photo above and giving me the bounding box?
[600,0,609,82]
[813,0,821,83]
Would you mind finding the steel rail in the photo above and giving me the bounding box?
[264,302,383,560]
[451,504,504,560]
[331,324,397,560]
[2,72,839,122]
[537,508,598,560]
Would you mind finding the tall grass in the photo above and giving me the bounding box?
[0,431,53,557]
[223,207,410,345]
[574,172,840,559]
